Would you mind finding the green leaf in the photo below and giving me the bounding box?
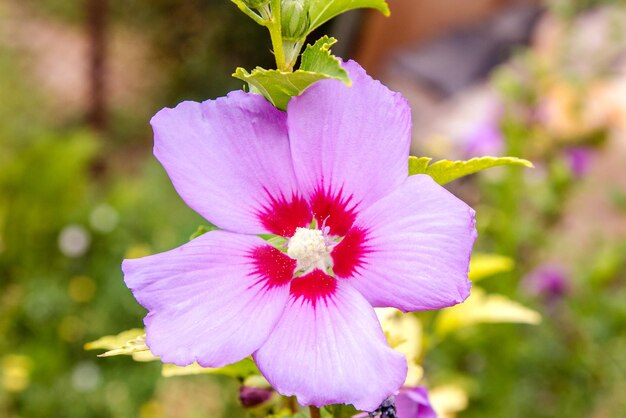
[307,0,390,33]
[267,413,308,418]
[300,36,350,84]
[234,67,328,110]
[260,233,289,249]
[162,357,260,379]
[324,404,359,418]
[408,156,534,185]
[233,36,349,110]
[469,253,515,282]
[189,224,218,241]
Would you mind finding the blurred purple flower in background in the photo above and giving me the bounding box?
[463,117,504,158]
[522,263,570,301]
[565,147,593,178]
[462,101,504,159]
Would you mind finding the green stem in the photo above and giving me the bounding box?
[309,406,322,418]
[283,38,305,70]
[268,0,288,71]
[230,0,265,26]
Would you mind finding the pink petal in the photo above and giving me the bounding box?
[254,273,407,411]
[122,231,295,367]
[289,269,337,306]
[309,187,358,236]
[335,175,476,312]
[332,226,370,278]
[287,60,411,233]
[151,91,311,236]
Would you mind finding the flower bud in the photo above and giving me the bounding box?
[243,0,270,10]
[281,0,309,40]
[238,386,274,408]
[522,263,570,301]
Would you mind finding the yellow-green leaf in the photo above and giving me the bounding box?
[84,328,144,351]
[435,288,541,335]
[131,350,160,362]
[429,384,469,418]
[408,156,533,185]
[408,156,432,175]
[84,328,159,362]
[375,308,423,386]
[162,357,260,379]
[469,253,515,282]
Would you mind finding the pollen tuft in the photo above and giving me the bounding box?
[287,227,330,272]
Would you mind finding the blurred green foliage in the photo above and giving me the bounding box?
[424,6,626,416]
[0,2,263,416]
[550,0,626,18]
[28,0,273,103]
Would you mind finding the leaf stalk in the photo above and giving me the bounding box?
[229,0,266,25]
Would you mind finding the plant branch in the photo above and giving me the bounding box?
[309,406,322,418]
[286,396,298,413]
[268,0,288,71]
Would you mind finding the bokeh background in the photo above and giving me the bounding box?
[2,0,626,417]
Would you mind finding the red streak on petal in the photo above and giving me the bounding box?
[290,269,337,306]
[332,227,370,278]
[310,187,357,236]
[249,245,296,289]
[257,192,312,237]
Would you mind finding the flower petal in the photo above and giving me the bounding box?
[396,387,437,418]
[152,91,311,236]
[334,175,476,312]
[254,272,407,411]
[122,231,294,367]
[287,60,411,232]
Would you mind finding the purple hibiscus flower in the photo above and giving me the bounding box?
[354,387,437,418]
[395,387,438,418]
[122,61,476,411]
